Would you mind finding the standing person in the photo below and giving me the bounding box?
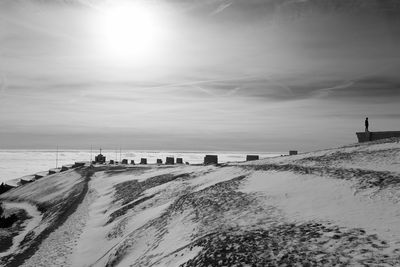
[365,117,369,132]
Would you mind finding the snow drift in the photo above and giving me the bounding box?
[1,138,400,266]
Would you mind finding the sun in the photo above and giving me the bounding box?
[95,2,168,64]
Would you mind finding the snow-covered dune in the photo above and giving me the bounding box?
[1,139,400,266]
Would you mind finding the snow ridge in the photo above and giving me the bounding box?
[0,140,400,266]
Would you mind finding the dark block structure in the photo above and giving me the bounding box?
[121,159,128,164]
[176,158,183,164]
[157,159,163,164]
[48,169,58,175]
[20,179,33,185]
[61,166,69,172]
[130,160,135,165]
[289,150,298,155]
[204,155,218,165]
[246,155,259,161]
[95,154,106,164]
[356,131,400,143]
[0,183,15,195]
[34,174,45,180]
[73,162,86,168]
[166,157,174,165]
[140,158,147,165]
[109,160,115,164]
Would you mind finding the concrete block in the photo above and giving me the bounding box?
[157,159,163,164]
[246,155,259,161]
[121,159,128,164]
[166,157,174,165]
[289,150,298,155]
[140,158,147,165]
[34,174,45,179]
[61,166,69,172]
[176,158,183,164]
[48,168,59,175]
[204,155,218,165]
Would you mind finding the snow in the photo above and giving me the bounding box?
[0,149,280,183]
[0,150,91,184]
[115,204,186,267]
[240,171,400,245]
[1,139,400,266]
[70,170,174,267]
[1,169,83,203]
[20,189,91,267]
[187,166,248,192]
[246,140,400,174]
[0,202,42,258]
[154,246,203,267]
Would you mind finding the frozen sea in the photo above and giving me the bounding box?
[0,149,282,184]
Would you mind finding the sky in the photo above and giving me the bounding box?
[0,0,400,152]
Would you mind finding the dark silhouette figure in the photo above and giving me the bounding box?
[365,117,369,132]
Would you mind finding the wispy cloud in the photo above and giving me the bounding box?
[210,1,233,16]
[2,0,400,150]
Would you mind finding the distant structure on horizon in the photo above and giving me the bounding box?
[246,155,259,161]
[95,149,106,164]
[204,155,218,165]
[166,157,174,165]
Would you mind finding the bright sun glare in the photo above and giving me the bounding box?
[96,2,168,64]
